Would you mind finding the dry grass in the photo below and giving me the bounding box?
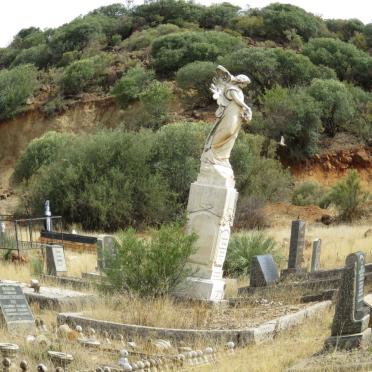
[201,309,333,372]
[265,224,372,271]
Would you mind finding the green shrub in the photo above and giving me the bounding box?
[10,44,50,69]
[150,31,244,74]
[220,47,335,99]
[231,15,265,37]
[138,80,172,129]
[199,3,240,29]
[104,224,197,296]
[308,79,355,137]
[258,85,322,160]
[60,54,110,95]
[176,61,216,103]
[0,64,38,121]
[111,65,155,107]
[224,231,279,278]
[303,37,372,89]
[121,24,181,51]
[258,3,325,41]
[327,170,369,222]
[41,96,68,118]
[13,131,74,184]
[22,130,177,231]
[292,181,328,207]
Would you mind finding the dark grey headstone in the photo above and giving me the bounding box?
[310,238,321,273]
[0,284,35,330]
[250,254,279,287]
[331,252,369,337]
[287,220,306,270]
[46,245,67,276]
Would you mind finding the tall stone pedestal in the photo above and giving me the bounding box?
[175,163,238,302]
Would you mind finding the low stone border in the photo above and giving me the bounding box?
[58,300,331,346]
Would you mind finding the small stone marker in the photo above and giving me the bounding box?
[324,252,371,350]
[46,245,67,276]
[310,238,321,273]
[96,235,118,271]
[0,284,35,331]
[250,255,279,287]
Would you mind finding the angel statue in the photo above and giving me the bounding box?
[201,65,252,170]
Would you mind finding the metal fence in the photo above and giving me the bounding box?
[0,215,63,257]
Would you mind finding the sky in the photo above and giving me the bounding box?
[0,0,371,48]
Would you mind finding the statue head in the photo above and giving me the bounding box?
[233,74,251,88]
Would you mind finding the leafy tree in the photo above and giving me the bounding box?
[0,48,18,68]
[0,64,39,121]
[258,3,325,41]
[327,170,369,222]
[60,54,110,95]
[303,37,372,89]
[231,15,265,37]
[104,224,197,297]
[199,3,240,29]
[258,85,322,160]
[10,44,50,69]
[13,131,74,183]
[111,65,155,107]
[363,23,372,48]
[326,18,365,41]
[10,27,46,49]
[138,81,172,129]
[132,0,204,27]
[176,61,216,103]
[150,31,244,74]
[90,3,128,18]
[220,47,335,99]
[308,79,355,137]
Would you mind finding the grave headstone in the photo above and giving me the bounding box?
[282,220,306,277]
[0,284,35,331]
[0,221,5,247]
[46,245,67,276]
[324,252,371,350]
[310,238,321,273]
[96,235,118,272]
[250,255,279,287]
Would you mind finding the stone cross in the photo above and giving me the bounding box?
[325,252,371,349]
[250,254,279,287]
[310,238,321,273]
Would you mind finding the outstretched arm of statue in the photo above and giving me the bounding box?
[230,90,252,122]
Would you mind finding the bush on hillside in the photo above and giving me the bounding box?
[327,170,369,222]
[224,231,279,278]
[121,24,181,51]
[22,130,176,231]
[303,38,372,90]
[138,80,172,129]
[10,44,50,69]
[60,54,111,95]
[220,47,336,99]
[0,64,39,121]
[258,85,322,160]
[104,224,197,296]
[176,61,216,104]
[199,3,240,29]
[150,31,244,74]
[112,65,155,107]
[13,131,74,184]
[308,79,355,137]
[292,181,328,207]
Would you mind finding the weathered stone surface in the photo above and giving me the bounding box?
[310,238,321,273]
[325,252,370,350]
[288,220,306,270]
[0,284,35,331]
[46,245,67,276]
[96,235,118,272]
[250,255,279,287]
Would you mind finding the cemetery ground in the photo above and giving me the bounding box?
[0,223,371,370]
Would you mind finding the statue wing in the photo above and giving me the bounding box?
[210,65,233,107]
